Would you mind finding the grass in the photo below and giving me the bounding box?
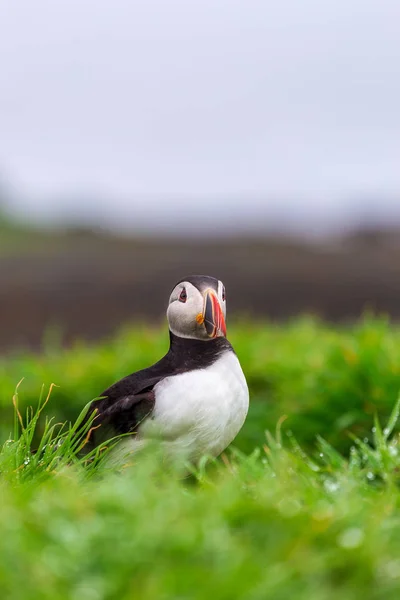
[2,315,400,452]
[1,315,400,598]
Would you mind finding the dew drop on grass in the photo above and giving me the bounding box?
[363,438,369,443]
[389,446,398,457]
[383,559,400,579]
[372,427,376,433]
[324,479,340,493]
[337,527,364,549]
[278,497,301,517]
[319,453,324,458]
[383,428,390,436]
[72,581,104,600]
[366,472,375,481]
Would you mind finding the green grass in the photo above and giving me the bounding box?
[2,315,400,452]
[1,316,400,598]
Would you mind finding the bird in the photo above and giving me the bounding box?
[83,275,249,467]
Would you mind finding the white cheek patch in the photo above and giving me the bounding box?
[167,282,208,340]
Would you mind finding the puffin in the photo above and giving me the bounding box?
[83,275,249,466]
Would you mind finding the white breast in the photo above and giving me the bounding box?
[112,351,249,465]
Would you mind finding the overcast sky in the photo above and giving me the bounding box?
[0,0,399,235]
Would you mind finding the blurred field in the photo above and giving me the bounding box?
[1,317,400,598]
[2,223,400,352]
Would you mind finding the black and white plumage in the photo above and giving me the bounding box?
[84,275,249,464]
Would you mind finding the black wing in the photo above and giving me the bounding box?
[81,361,170,450]
[86,389,156,449]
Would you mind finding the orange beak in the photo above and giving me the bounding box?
[203,289,227,338]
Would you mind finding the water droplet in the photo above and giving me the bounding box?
[389,446,398,457]
[372,427,376,433]
[384,559,400,579]
[384,428,390,436]
[367,472,375,481]
[319,453,324,458]
[337,527,364,549]
[278,498,301,517]
[324,479,340,493]
[363,438,369,443]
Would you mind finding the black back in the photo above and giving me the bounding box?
[83,332,233,449]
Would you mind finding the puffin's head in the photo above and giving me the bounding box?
[167,275,227,341]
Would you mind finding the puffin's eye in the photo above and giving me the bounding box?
[179,288,187,303]
[222,286,226,302]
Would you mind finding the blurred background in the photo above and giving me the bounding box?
[1,0,400,352]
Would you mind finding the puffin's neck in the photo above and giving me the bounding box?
[168,331,233,365]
